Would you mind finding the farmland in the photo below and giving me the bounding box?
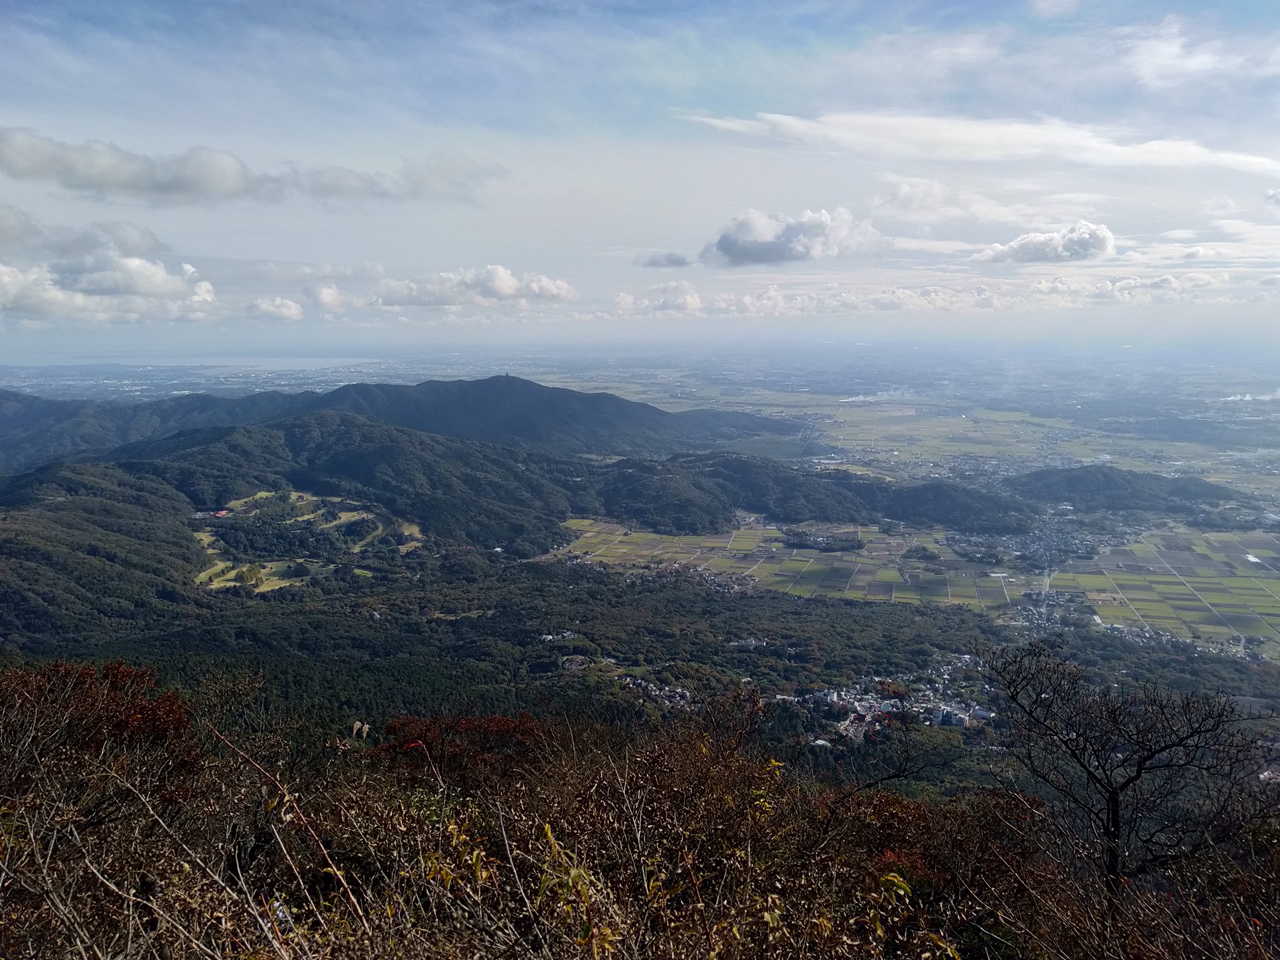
[560,519,1280,661]
[535,371,1280,500]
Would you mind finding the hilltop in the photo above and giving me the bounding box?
[0,376,795,475]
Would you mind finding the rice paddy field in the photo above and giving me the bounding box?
[560,519,1280,660]
[1051,530,1280,653]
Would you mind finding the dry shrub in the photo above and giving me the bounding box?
[0,664,1275,959]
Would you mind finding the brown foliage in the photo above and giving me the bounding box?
[0,665,1276,959]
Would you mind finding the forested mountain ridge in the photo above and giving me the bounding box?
[107,413,1035,540]
[1009,464,1250,514]
[0,411,1040,653]
[117,413,597,556]
[0,375,795,474]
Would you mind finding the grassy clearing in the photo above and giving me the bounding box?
[191,489,424,591]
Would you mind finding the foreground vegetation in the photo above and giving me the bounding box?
[1,657,1276,959]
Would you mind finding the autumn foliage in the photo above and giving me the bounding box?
[0,662,1276,959]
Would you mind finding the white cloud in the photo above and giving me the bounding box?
[693,112,1280,177]
[630,280,702,314]
[375,265,578,307]
[303,266,578,314]
[252,296,304,321]
[65,254,190,297]
[0,205,215,323]
[1123,20,1278,90]
[0,127,504,206]
[308,282,358,312]
[0,259,214,322]
[701,207,883,266]
[975,220,1115,262]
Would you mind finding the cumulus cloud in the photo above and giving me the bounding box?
[0,127,504,206]
[975,220,1115,262]
[701,207,883,266]
[636,251,693,268]
[307,282,359,312]
[693,112,1280,177]
[616,281,703,314]
[252,296,304,321]
[0,259,214,322]
[0,205,215,322]
[302,266,578,315]
[375,265,578,307]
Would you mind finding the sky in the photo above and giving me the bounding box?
[2,0,1280,361]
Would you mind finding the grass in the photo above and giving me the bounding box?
[192,490,422,590]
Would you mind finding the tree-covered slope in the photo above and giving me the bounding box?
[598,454,1035,535]
[0,387,312,475]
[1009,464,1246,514]
[117,418,1034,542]
[0,376,795,474]
[0,464,214,649]
[308,377,791,455]
[119,413,598,557]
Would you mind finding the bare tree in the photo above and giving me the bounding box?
[984,641,1278,896]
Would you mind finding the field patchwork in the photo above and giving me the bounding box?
[560,520,1280,661]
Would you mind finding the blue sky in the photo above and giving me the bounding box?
[1,0,1279,359]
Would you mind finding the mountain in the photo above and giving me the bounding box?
[112,417,1034,541]
[116,413,598,557]
[0,376,795,475]
[0,463,216,651]
[0,412,1040,648]
[1009,465,1247,514]
[305,378,789,455]
[0,388,312,476]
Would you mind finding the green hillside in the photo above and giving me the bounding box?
[1010,464,1248,514]
[0,376,795,474]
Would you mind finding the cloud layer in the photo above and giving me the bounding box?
[0,128,504,206]
[695,112,1280,177]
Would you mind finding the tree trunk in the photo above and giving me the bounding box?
[1104,787,1121,900]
